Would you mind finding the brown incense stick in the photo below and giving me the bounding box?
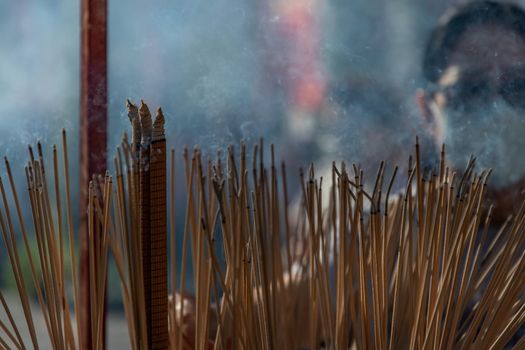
[139,100,153,348]
[150,107,168,349]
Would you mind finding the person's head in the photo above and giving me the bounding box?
[417,1,525,219]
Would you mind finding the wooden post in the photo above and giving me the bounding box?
[80,0,107,348]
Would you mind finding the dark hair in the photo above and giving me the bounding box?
[423,1,525,83]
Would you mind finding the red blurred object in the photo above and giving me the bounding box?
[281,1,326,111]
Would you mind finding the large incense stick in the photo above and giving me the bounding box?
[139,101,153,348]
[150,108,168,348]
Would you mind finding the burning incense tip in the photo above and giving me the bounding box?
[126,99,141,155]
[139,101,152,147]
[156,107,164,121]
[153,107,165,141]
[126,99,138,118]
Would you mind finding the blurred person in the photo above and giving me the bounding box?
[416,0,525,223]
[295,1,525,346]
[415,2,525,345]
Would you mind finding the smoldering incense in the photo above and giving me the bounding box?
[3,102,525,350]
[150,107,168,349]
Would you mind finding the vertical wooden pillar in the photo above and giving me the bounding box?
[80,0,107,348]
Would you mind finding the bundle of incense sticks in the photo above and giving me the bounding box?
[2,101,525,350]
[112,107,525,350]
[124,100,169,349]
[0,131,108,349]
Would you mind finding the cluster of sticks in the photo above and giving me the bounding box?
[0,131,102,349]
[2,101,525,349]
[110,112,525,350]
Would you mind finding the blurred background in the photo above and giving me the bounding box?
[1,0,519,346]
